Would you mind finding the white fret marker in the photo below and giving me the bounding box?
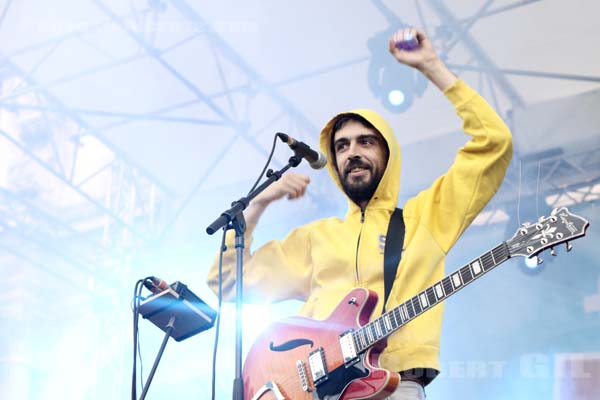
[452,273,462,288]
[472,260,482,275]
[435,284,444,299]
[391,312,398,326]
[420,293,428,308]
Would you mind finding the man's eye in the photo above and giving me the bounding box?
[336,143,348,152]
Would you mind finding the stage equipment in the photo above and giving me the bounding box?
[206,134,308,400]
[367,29,427,113]
[276,132,327,169]
[133,278,216,400]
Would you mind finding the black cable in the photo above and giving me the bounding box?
[211,228,228,400]
[138,334,144,390]
[132,276,154,400]
[137,285,146,392]
[132,279,143,400]
[247,133,280,195]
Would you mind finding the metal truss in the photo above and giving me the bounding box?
[0,0,331,300]
[0,0,600,288]
[472,143,600,228]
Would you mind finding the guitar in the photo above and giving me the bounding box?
[243,207,589,400]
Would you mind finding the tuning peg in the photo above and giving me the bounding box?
[538,215,546,222]
[550,247,557,256]
[566,242,572,252]
[537,256,544,265]
[551,208,558,216]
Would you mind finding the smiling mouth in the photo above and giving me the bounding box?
[345,166,369,177]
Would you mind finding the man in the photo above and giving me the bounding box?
[207,27,512,399]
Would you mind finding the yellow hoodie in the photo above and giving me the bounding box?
[207,79,512,375]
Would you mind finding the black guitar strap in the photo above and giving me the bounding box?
[384,207,440,386]
[383,208,405,312]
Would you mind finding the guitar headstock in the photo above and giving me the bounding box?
[506,207,589,259]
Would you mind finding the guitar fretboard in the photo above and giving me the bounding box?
[352,242,510,352]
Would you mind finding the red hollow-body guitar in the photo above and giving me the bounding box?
[242,207,589,400]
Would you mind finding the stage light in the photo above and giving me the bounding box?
[367,30,428,113]
[522,255,545,274]
[524,256,539,269]
[388,89,406,106]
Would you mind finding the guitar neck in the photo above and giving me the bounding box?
[353,242,511,352]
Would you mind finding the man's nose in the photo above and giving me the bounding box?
[347,141,361,157]
[346,154,362,167]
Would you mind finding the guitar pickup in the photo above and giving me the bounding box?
[308,347,328,385]
[339,330,359,365]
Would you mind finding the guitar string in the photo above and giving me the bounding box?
[357,258,497,347]
[354,241,523,348]
[359,214,581,348]
[353,220,575,351]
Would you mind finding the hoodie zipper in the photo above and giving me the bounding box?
[354,209,366,283]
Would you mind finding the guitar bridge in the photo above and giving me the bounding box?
[296,360,311,392]
[308,347,328,385]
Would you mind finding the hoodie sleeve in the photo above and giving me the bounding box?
[408,79,513,252]
[206,222,314,303]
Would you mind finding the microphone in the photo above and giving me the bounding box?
[144,276,169,294]
[277,133,327,170]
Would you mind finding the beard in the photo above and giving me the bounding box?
[340,159,383,205]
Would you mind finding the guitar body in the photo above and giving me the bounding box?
[242,208,589,400]
[243,288,399,400]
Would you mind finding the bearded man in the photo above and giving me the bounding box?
[207,27,513,399]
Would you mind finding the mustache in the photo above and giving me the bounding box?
[344,158,371,175]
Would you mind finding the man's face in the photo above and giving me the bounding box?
[332,120,388,206]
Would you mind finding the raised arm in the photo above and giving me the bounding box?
[388,27,513,251]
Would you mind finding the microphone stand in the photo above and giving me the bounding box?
[139,316,176,400]
[206,155,303,400]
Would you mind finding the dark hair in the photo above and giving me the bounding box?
[329,113,387,163]
[331,113,379,138]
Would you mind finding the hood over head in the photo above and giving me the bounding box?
[319,109,401,213]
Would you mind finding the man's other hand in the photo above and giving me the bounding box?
[252,173,311,207]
